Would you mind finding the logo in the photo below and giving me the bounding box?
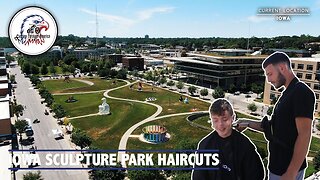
[8,6,58,55]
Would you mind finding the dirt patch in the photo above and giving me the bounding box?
[88,128,110,140]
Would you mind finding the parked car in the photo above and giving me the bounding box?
[234,91,240,95]
[52,129,64,140]
[245,94,251,98]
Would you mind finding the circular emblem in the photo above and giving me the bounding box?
[8,6,58,55]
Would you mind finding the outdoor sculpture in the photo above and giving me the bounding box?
[98,98,110,115]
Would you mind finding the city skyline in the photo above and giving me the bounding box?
[1,0,320,38]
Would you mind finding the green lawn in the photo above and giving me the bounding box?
[127,114,268,154]
[43,78,126,93]
[71,100,157,149]
[59,78,126,93]
[127,115,209,150]
[109,83,210,115]
[305,161,317,178]
[53,92,105,117]
[43,79,88,93]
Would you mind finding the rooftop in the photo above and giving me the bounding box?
[0,94,9,102]
[187,52,267,59]
[209,48,253,53]
[291,57,320,62]
[0,101,10,120]
[0,83,8,89]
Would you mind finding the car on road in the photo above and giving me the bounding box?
[245,94,251,98]
[234,91,240,95]
[52,129,64,140]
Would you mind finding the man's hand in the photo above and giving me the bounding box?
[233,119,249,132]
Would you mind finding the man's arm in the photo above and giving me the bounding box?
[235,118,264,132]
[281,117,312,180]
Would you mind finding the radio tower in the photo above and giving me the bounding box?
[95,5,98,48]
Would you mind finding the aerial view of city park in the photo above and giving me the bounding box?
[28,71,319,178]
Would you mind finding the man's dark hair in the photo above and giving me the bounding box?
[262,51,291,69]
[209,98,234,116]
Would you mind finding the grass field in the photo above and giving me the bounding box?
[53,92,105,117]
[109,82,210,115]
[127,115,209,150]
[71,100,157,149]
[43,79,88,93]
[126,114,267,153]
[43,78,126,93]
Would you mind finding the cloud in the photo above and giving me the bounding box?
[137,7,175,21]
[247,15,272,23]
[79,8,135,27]
[80,6,175,28]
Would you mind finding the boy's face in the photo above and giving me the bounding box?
[211,110,233,138]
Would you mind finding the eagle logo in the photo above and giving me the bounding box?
[9,6,58,55]
[15,14,49,45]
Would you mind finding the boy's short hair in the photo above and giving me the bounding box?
[209,98,234,116]
[262,51,291,69]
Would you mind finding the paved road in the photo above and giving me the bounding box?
[10,66,88,180]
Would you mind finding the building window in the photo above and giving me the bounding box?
[306,83,311,87]
[307,65,313,71]
[305,74,312,80]
[314,84,320,90]
[316,103,318,110]
[296,73,303,78]
[297,64,304,69]
[291,63,295,69]
[316,93,319,99]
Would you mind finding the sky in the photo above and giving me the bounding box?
[1,0,320,38]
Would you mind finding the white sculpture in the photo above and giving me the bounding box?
[99,98,110,115]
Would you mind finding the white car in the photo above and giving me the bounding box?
[52,129,64,140]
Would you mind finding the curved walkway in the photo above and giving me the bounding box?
[103,82,163,161]
[103,81,211,167]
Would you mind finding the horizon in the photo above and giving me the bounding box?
[1,0,320,38]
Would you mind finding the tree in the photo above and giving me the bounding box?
[71,130,92,150]
[167,80,175,89]
[69,65,76,74]
[12,104,24,117]
[241,83,247,92]
[31,64,40,75]
[49,63,56,75]
[22,61,31,74]
[271,96,278,105]
[228,84,236,93]
[128,169,166,180]
[212,87,225,99]
[247,103,257,112]
[313,150,320,170]
[267,106,274,116]
[188,86,197,95]
[61,64,69,75]
[200,88,208,98]
[40,64,48,75]
[23,171,43,180]
[116,69,127,79]
[51,103,66,118]
[176,81,184,92]
[14,119,28,134]
[10,74,16,84]
[89,162,125,180]
[159,77,167,86]
[63,54,77,65]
